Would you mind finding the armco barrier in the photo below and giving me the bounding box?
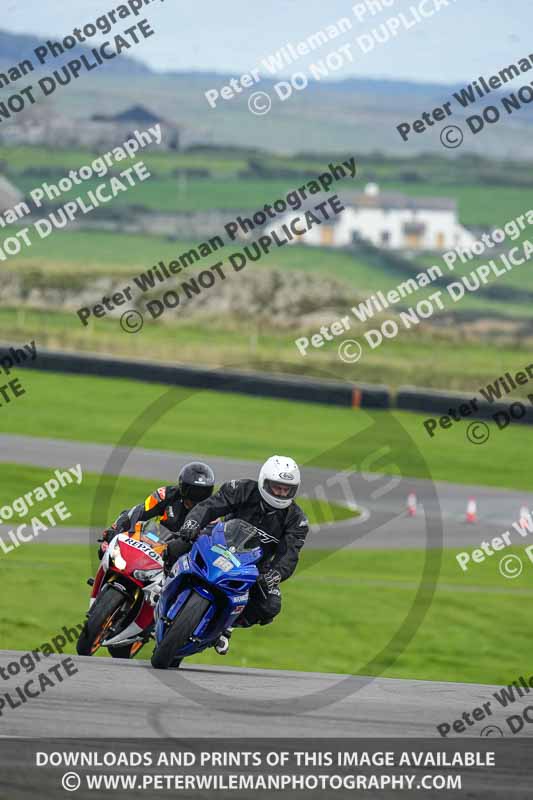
[397,385,533,426]
[0,347,391,409]
[9,346,533,423]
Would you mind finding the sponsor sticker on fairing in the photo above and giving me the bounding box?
[120,535,163,564]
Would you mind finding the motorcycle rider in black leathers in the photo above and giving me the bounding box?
[100,462,216,556]
[163,455,309,655]
[87,463,215,656]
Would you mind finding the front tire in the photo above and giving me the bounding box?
[77,588,127,656]
[151,592,209,670]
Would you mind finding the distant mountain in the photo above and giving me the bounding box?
[108,70,533,158]
[0,28,152,76]
[1,28,532,158]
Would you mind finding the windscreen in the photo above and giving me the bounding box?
[140,520,174,545]
[223,519,262,552]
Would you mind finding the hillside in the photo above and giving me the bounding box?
[0,30,531,156]
[0,28,152,76]
[35,73,533,157]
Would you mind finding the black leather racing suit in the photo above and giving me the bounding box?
[110,485,189,535]
[166,479,309,626]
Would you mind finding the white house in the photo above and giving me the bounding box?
[268,183,476,253]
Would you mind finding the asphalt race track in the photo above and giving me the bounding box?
[0,651,530,738]
[1,433,531,740]
[1,433,530,550]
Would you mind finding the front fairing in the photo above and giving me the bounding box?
[193,527,261,590]
[155,523,262,650]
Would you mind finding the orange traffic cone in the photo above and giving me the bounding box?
[466,497,477,524]
[407,492,417,517]
[519,506,531,529]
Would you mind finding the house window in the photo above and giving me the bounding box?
[381,230,391,245]
[436,232,445,248]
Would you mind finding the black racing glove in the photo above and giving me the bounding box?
[162,543,175,576]
[100,526,118,543]
[258,569,281,596]
[97,527,119,560]
[179,519,201,542]
[163,528,198,575]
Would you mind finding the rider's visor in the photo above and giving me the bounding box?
[264,479,297,499]
[182,483,214,502]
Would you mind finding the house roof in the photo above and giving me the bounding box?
[91,105,166,125]
[113,105,163,124]
[264,186,458,229]
[340,190,457,212]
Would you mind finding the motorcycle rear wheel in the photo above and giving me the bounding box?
[151,592,210,670]
[77,587,127,656]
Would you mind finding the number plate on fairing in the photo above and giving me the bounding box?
[211,544,241,566]
[213,556,233,572]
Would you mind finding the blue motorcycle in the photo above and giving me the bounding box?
[151,519,262,669]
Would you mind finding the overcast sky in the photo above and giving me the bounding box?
[4,0,530,84]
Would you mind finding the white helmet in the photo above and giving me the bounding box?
[258,455,300,510]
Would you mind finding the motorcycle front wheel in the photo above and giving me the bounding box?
[151,592,210,670]
[77,587,128,656]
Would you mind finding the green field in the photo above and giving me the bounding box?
[385,182,533,228]
[0,463,356,529]
[16,176,306,214]
[10,172,532,221]
[414,247,533,295]
[1,148,248,178]
[1,227,419,292]
[2,370,532,491]
[1,542,531,685]
[4,143,532,221]
[1,308,532,392]
[3,138,533,383]
[4,222,532,322]
[1,227,385,287]
[0,144,327,180]
[5,144,527,178]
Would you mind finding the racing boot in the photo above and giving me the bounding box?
[214,628,232,655]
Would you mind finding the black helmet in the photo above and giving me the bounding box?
[178,462,215,503]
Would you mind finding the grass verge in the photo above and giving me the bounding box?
[1,369,532,491]
[2,307,531,392]
[0,463,356,528]
[1,543,531,686]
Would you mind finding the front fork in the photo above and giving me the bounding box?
[88,564,105,609]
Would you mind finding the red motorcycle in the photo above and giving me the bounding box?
[77,521,168,659]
